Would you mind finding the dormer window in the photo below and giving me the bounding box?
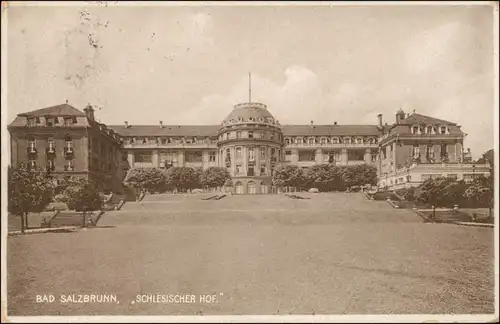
[249,117,255,122]
[332,137,339,144]
[142,138,147,144]
[285,138,290,145]
[356,137,363,144]
[412,126,419,134]
[64,117,76,126]
[426,126,433,134]
[320,137,326,144]
[308,137,315,144]
[344,137,351,144]
[27,118,36,127]
[237,116,243,122]
[46,116,55,127]
[439,126,447,134]
[296,137,303,144]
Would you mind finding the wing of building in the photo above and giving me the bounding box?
[8,102,491,194]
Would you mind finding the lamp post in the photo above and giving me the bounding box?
[472,164,476,181]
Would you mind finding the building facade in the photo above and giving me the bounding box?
[8,101,491,194]
[8,103,124,193]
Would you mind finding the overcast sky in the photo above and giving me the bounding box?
[5,2,496,158]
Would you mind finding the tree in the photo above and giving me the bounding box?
[272,164,306,191]
[124,168,167,194]
[475,149,494,168]
[340,164,378,188]
[166,167,201,192]
[201,167,231,189]
[8,165,54,233]
[64,180,102,226]
[304,164,342,192]
[464,175,493,208]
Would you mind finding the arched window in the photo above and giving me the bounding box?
[368,137,374,144]
[235,182,243,194]
[320,137,326,144]
[248,181,256,194]
[426,126,433,134]
[332,137,339,144]
[412,126,419,134]
[308,137,315,144]
[356,137,363,144]
[344,137,351,144]
[260,182,268,194]
[296,137,303,144]
[439,126,447,134]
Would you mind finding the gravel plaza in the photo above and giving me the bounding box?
[7,193,495,316]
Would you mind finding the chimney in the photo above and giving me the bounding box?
[159,121,164,128]
[377,114,383,128]
[396,109,405,124]
[83,103,95,121]
[310,120,314,128]
[65,99,69,104]
[334,121,338,125]
[124,121,129,128]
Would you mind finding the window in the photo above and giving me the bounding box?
[209,152,216,162]
[298,150,315,161]
[344,137,351,144]
[247,165,254,176]
[356,137,363,144]
[47,159,55,171]
[412,126,419,134]
[236,164,242,174]
[260,147,266,159]
[411,145,420,159]
[285,138,290,145]
[260,132,265,139]
[64,160,74,171]
[64,117,74,126]
[372,154,377,162]
[347,150,364,161]
[48,138,55,153]
[28,137,36,152]
[236,147,242,158]
[427,126,433,134]
[426,145,434,158]
[308,137,315,144]
[248,148,256,161]
[332,137,339,144]
[260,165,266,175]
[27,160,36,169]
[320,138,326,144]
[248,131,254,139]
[28,118,36,127]
[368,138,374,144]
[236,131,241,139]
[323,152,330,162]
[46,116,55,127]
[447,174,458,180]
[440,126,447,134]
[134,152,152,163]
[296,138,303,144]
[185,151,202,163]
[285,150,292,161]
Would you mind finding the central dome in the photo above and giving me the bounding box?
[222,102,276,125]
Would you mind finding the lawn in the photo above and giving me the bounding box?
[7,193,495,316]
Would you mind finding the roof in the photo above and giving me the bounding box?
[108,125,220,137]
[223,102,275,123]
[399,113,456,126]
[107,124,382,137]
[282,125,381,136]
[17,103,86,117]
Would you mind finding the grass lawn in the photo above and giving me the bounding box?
[7,193,495,316]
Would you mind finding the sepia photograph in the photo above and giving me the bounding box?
[1,1,498,322]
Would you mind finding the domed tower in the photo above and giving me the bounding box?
[217,102,284,194]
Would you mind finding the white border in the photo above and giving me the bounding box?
[1,1,499,323]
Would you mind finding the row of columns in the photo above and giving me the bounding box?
[127,150,220,168]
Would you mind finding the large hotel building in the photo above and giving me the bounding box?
[8,100,491,194]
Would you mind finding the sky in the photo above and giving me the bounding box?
[4,2,497,159]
